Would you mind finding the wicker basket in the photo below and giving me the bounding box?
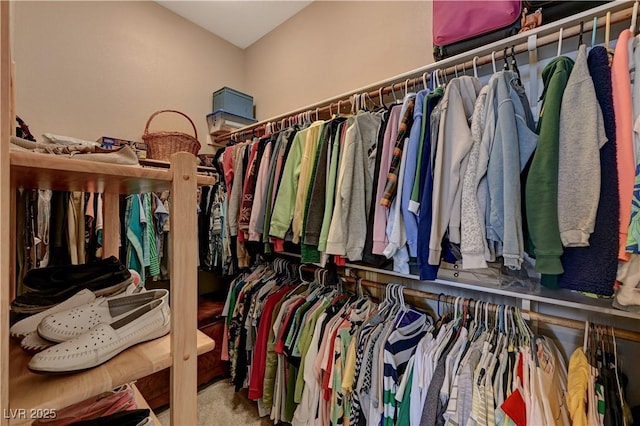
[142,110,201,161]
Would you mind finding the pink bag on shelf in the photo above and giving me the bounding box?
[432,0,522,46]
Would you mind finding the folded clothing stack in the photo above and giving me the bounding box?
[32,383,152,426]
[9,259,171,374]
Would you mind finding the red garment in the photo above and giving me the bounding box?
[334,256,347,266]
[501,352,527,426]
[223,146,235,191]
[248,285,293,400]
[322,318,347,401]
[501,388,527,426]
[273,238,285,252]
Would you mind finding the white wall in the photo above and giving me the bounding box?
[244,0,434,120]
[14,1,435,149]
[13,1,246,154]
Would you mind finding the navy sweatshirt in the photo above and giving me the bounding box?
[558,46,619,295]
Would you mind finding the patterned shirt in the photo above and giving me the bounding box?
[380,97,415,207]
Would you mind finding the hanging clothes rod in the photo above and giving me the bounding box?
[221,3,634,142]
[298,264,640,343]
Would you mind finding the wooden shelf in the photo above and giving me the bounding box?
[8,330,215,424]
[10,151,214,194]
[132,384,161,426]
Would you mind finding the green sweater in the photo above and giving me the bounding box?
[525,56,574,283]
[270,128,309,238]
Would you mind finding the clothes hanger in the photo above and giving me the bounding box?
[578,21,585,47]
[484,300,490,330]
[583,321,590,352]
[557,27,564,57]
[605,11,612,52]
[390,83,398,103]
[315,108,319,121]
[503,47,509,70]
[510,46,522,83]
[437,293,445,318]
[509,306,516,339]
[378,87,387,110]
[632,0,639,35]
[366,93,376,110]
[454,64,459,79]
[422,72,428,91]
[404,79,410,97]
[395,285,412,325]
[591,17,598,48]
[491,51,497,74]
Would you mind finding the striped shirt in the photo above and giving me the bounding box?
[382,310,429,426]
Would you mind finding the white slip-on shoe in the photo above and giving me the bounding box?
[20,332,55,353]
[37,288,163,343]
[10,289,97,339]
[28,298,170,373]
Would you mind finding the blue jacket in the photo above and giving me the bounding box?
[486,71,537,270]
[418,90,444,280]
[402,90,429,257]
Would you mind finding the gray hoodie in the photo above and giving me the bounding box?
[558,44,607,247]
[428,76,482,265]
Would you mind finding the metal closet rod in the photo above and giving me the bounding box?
[222,4,634,142]
[299,264,640,343]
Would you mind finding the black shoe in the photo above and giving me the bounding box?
[23,256,124,291]
[12,266,132,314]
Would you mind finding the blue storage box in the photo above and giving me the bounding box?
[207,109,257,136]
[213,87,254,119]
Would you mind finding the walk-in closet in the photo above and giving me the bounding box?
[3,1,640,425]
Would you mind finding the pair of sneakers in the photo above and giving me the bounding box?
[11,277,170,373]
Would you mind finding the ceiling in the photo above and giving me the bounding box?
[156,1,313,49]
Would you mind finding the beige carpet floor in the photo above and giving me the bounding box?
[156,379,274,426]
